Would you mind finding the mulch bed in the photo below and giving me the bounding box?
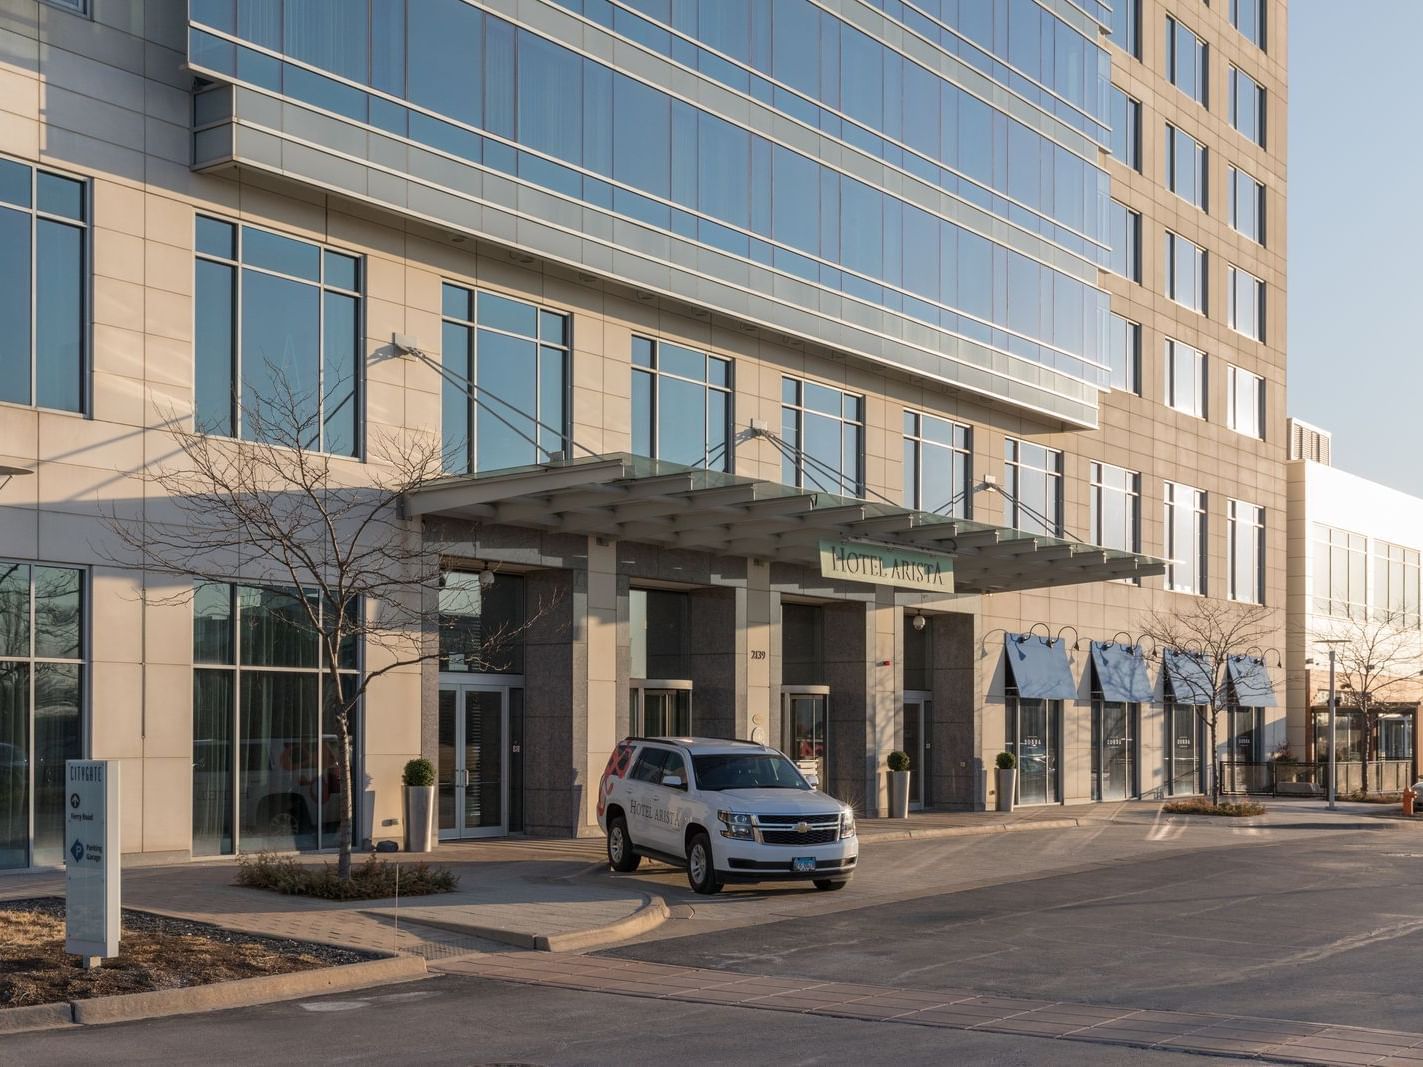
[0,897,372,1009]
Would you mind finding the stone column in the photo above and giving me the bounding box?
[930,611,979,809]
[581,537,620,833]
[746,560,778,747]
[522,568,576,836]
[686,586,739,739]
[824,600,875,813]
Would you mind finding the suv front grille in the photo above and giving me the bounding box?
[755,813,842,847]
[761,828,838,845]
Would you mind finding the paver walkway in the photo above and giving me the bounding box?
[439,950,1423,1066]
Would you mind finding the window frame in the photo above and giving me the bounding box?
[902,410,972,517]
[1227,265,1266,342]
[631,335,734,472]
[1229,66,1267,147]
[1107,199,1141,283]
[1107,0,1142,59]
[1164,339,1207,419]
[1372,540,1421,628]
[1165,16,1209,107]
[1227,499,1265,605]
[1164,481,1208,595]
[1230,0,1266,50]
[780,375,865,498]
[1090,461,1141,557]
[1108,86,1141,171]
[1107,312,1141,395]
[1164,230,1207,313]
[1226,364,1265,439]
[1228,166,1266,245]
[1004,437,1064,537]
[1165,124,1208,210]
[1312,523,1368,620]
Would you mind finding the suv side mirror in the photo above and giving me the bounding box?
[661,774,685,790]
[803,771,820,790]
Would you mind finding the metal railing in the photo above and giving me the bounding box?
[1218,760,1415,796]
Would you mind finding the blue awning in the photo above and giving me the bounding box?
[1162,648,1215,705]
[1004,634,1077,699]
[1090,642,1154,702]
[1228,655,1277,707]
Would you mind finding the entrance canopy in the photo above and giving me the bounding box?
[406,454,1166,595]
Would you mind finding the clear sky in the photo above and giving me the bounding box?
[1288,1,1423,494]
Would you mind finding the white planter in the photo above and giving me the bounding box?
[995,767,1017,812]
[404,785,436,853]
[888,770,911,819]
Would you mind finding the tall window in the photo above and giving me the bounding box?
[1164,340,1206,418]
[1229,67,1266,146]
[1229,166,1266,245]
[1228,500,1265,604]
[781,377,864,497]
[1090,462,1140,554]
[1373,541,1421,627]
[1231,0,1266,49]
[192,583,360,856]
[1228,266,1265,342]
[1164,482,1207,594]
[1107,0,1140,58]
[1108,87,1141,171]
[195,217,361,456]
[1164,231,1207,312]
[631,337,731,471]
[1107,200,1140,282]
[1107,313,1141,395]
[1163,702,1201,796]
[0,564,83,870]
[440,284,568,474]
[439,571,525,673]
[0,158,86,413]
[1004,439,1063,537]
[902,411,971,517]
[1165,125,1207,209]
[1166,17,1208,106]
[1226,365,1265,439]
[1312,524,1367,619]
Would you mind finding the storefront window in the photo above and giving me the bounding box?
[439,571,524,674]
[1311,709,1414,762]
[1007,697,1059,805]
[1164,703,1201,795]
[1227,706,1258,762]
[1091,700,1137,801]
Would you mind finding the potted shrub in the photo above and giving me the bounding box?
[887,750,911,819]
[403,757,437,853]
[994,751,1018,812]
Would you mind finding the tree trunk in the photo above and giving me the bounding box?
[1360,703,1372,797]
[332,695,354,882]
[1209,714,1220,806]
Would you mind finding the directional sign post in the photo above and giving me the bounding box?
[65,759,119,967]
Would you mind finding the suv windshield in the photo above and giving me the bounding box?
[692,753,809,791]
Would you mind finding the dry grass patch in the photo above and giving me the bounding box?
[0,898,370,1009]
[1162,798,1266,817]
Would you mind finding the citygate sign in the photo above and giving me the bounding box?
[818,540,955,593]
[66,759,119,965]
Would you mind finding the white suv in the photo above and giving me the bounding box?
[596,736,858,895]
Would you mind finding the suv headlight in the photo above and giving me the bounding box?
[717,810,754,840]
[840,810,856,839]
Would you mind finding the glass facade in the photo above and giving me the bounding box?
[440,284,569,474]
[1228,500,1265,604]
[902,411,971,517]
[1004,439,1063,536]
[781,376,864,497]
[632,337,731,472]
[0,563,84,870]
[1165,482,1207,595]
[195,217,361,456]
[0,158,86,414]
[192,583,360,856]
[187,0,1120,406]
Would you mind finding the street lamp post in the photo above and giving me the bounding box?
[1317,639,1348,811]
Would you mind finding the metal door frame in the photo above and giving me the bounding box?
[629,678,694,737]
[781,684,831,790]
[437,680,511,840]
[904,690,932,810]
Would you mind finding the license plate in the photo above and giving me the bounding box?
[792,857,816,873]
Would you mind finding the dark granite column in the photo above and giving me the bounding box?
[685,586,740,739]
[824,601,873,813]
[930,611,980,809]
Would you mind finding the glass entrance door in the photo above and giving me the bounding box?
[782,688,829,789]
[1165,703,1201,795]
[438,684,507,839]
[630,681,692,736]
[903,693,931,808]
[1009,698,1059,805]
[1093,701,1136,801]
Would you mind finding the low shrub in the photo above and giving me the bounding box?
[995,751,1017,770]
[402,757,436,787]
[1162,798,1266,818]
[1345,790,1404,804]
[236,852,459,900]
[887,750,911,772]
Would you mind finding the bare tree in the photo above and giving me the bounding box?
[1139,599,1277,804]
[104,372,533,880]
[1315,614,1422,794]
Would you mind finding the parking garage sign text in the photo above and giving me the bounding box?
[818,541,955,593]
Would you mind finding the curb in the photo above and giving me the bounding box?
[388,894,670,954]
[859,817,1084,844]
[1,957,427,1033]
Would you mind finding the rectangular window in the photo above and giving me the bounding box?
[1226,365,1265,439]
[1107,313,1141,395]
[903,411,971,517]
[1108,87,1141,171]
[1164,231,1207,313]
[1164,339,1207,418]
[1166,17,1208,106]
[1107,0,1140,58]
[1229,67,1266,146]
[192,583,361,857]
[41,0,89,14]
[440,283,569,474]
[439,570,525,673]
[1107,200,1140,282]
[0,563,85,870]
[1229,166,1266,245]
[0,158,87,413]
[781,376,864,497]
[1228,266,1265,342]
[1004,438,1063,537]
[1228,500,1265,604]
[1312,524,1368,619]
[1373,541,1421,627]
[1090,462,1140,554]
[1232,0,1266,51]
[1164,482,1207,595]
[1165,125,1207,210]
[194,217,361,456]
[631,336,732,471]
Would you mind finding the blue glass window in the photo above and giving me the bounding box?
[0,159,86,413]
[781,376,863,497]
[902,411,971,517]
[1165,17,1208,107]
[1164,231,1206,313]
[1107,87,1139,171]
[630,338,732,471]
[1231,0,1266,50]
[1106,200,1139,283]
[1229,67,1266,147]
[1106,0,1140,59]
[1165,125,1207,210]
[1004,439,1063,537]
[194,217,361,455]
[440,283,569,474]
[1106,313,1140,395]
[1229,166,1265,245]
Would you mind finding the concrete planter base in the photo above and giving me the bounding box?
[995,768,1018,812]
[404,785,436,853]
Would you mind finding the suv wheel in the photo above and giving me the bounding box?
[686,832,722,895]
[813,878,849,892]
[607,815,641,872]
